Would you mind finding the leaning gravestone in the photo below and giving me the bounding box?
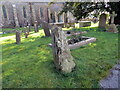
[99,13,107,28]
[34,21,38,32]
[16,31,21,44]
[107,11,118,33]
[51,25,75,73]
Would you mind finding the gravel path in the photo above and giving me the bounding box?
[100,61,120,88]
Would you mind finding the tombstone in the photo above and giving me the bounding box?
[107,12,118,33]
[42,21,51,37]
[16,31,21,44]
[28,24,31,32]
[34,21,38,32]
[24,30,29,38]
[51,25,75,73]
[99,13,107,28]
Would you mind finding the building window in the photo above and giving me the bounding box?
[58,14,63,22]
[2,5,7,19]
[50,13,55,23]
[23,7,27,18]
[40,8,43,17]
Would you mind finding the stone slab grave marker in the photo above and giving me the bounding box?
[28,24,31,32]
[34,21,38,32]
[42,21,51,37]
[99,13,107,28]
[16,31,21,44]
[107,11,118,33]
[51,25,75,73]
[24,30,29,38]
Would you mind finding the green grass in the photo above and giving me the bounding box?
[1,26,118,88]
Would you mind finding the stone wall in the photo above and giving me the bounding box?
[0,2,75,28]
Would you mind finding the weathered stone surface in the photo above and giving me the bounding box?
[99,14,107,28]
[100,61,120,88]
[16,31,21,44]
[51,26,75,73]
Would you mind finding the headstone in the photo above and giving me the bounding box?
[51,25,75,73]
[24,30,29,38]
[16,31,21,44]
[27,24,31,32]
[99,13,107,28]
[42,21,51,37]
[107,12,118,33]
[34,21,38,32]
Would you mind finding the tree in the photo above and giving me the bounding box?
[60,1,120,24]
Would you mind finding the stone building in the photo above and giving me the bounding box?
[0,1,75,28]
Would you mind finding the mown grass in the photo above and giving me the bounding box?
[1,26,118,88]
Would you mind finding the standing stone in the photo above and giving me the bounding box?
[42,21,51,37]
[51,26,75,73]
[16,31,21,44]
[99,13,107,28]
[34,21,38,32]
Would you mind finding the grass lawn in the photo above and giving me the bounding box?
[1,26,118,88]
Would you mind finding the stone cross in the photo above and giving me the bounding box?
[16,31,21,44]
[51,25,75,73]
[110,11,117,24]
[34,21,38,32]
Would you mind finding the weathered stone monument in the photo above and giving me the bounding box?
[34,21,38,32]
[16,31,21,44]
[42,21,51,37]
[107,11,118,33]
[99,13,107,28]
[51,25,75,73]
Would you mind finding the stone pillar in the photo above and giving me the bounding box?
[51,26,75,73]
[16,31,21,44]
[99,13,107,28]
[31,4,36,22]
[0,2,3,29]
[48,9,52,23]
[55,12,58,23]
[12,4,19,27]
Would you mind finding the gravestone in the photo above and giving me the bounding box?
[99,13,107,28]
[107,12,118,33]
[51,25,75,73]
[42,21,51,37]
[24,30,29,38]
[28,24,31,32]
[16,31,21,44]
[34,21,38,32]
